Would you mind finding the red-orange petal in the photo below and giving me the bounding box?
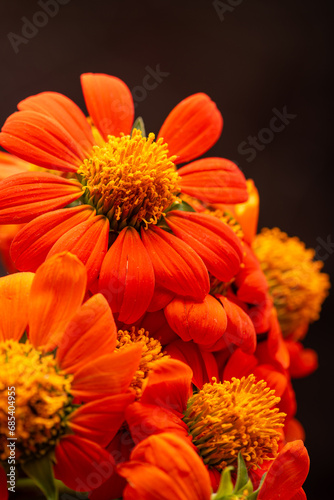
[140,357,193,414]
[164,295,227,349]
[56,293,117,373]
[178,157,248,203]
[0,272,34,342]
[54,435,113,492]
[119,433,211,500]
[10,205,94,272]
[0,151,29,179]
[0,110,87,171]
[139,310,179,346]
[258,440,310,500]
[165,339,219,389]
[285,341,318,378]
[158,93,223,164]
[28,252,87,352]
[99,227,155,324]
[69,392,135,447]
[217,295,256,353]
[81,73,134,140]
[166,210,243,282]
[18,91,95,156]
[47,214,109,287]
[71,343,142,402]
[141,225,209,300]
[0,172,82,224]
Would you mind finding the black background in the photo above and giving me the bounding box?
[1,1,333,498]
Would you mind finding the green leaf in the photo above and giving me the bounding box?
[214,466,234,498]
[132,117,146,136]
[234,453,251,493]
[22,453,58,500]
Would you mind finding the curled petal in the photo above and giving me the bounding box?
[178,157,248,203]
[0,110,87,171]
[56,293,118,373]
[10,205,94,272]
[164,295,227,349]
[47,214,109,287]
[81,73,134,140]
[258,440,310,500]
[0,272,34,341]
[0,172,82,224]
[285,341,318,378]
[99,227,155,324]
[158,93,223,164]
[28,252,87,352]
[141,225,209,300]
[18,91,95,156]
[217,295,256,353]
[166,210,243,282]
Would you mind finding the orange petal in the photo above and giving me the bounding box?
[28,252,87,352]
[139,310,179,346]
[158,93,223,164]
[147,283,175,312]
[56,293,117,372]
[118,433,212,500]
[140,358,193,414]
[47,214,109,287]
[285,341,318,378]
[258,440,310,500]
[166,210,243,282]
[165,339,219,389]
[223,348,259,380]
[81,73,134,140]
[18,91,95,157]
[164,295,227,349]
[0,172,82,224]
[233,178,260,244]
[99,227,155,324]
[217,295,256,353]
[69,392,135,446]
[71,343,142,402]
[54,435,113,492]
[0,272,34,341]
[141,225,209,300]
[0,151,29,179]
[178,157,248,203]
[10,205,94,272]
[0,110,87,171]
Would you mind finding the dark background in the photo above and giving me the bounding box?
[0,0,333,498]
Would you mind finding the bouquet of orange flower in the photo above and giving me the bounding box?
[0,73,329,500]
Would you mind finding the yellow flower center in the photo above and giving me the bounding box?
[77,129,179,230]
[0,341,73,464]
[116,327,166,399]
[183,375,286,470]
[253,228,330,338]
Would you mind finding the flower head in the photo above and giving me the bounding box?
[253,227,330,338]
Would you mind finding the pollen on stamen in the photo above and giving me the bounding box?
[0,340,73,464]
[115,327,167,399]
[183,375,286,470]
[77,128,180,230]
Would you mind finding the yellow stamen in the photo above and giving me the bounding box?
[0,341,73,463]
[183,375,286,470]
[77,129,179,230]
[116,327,166,399]
[253,228,330,338]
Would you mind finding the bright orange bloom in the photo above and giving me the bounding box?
[0,252,142,495]
[118,433,212,500]
[0,73,248,323]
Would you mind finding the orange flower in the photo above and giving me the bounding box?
[0,252,142,495]
[118,433,212,500]
[0,73,248,323]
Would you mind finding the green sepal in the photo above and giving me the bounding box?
[132,117,146,136]
[213,466,234,498]
[164,199,196,214]
[247,472,267,500]
[21,453,58,500]
[234,453,253,494]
